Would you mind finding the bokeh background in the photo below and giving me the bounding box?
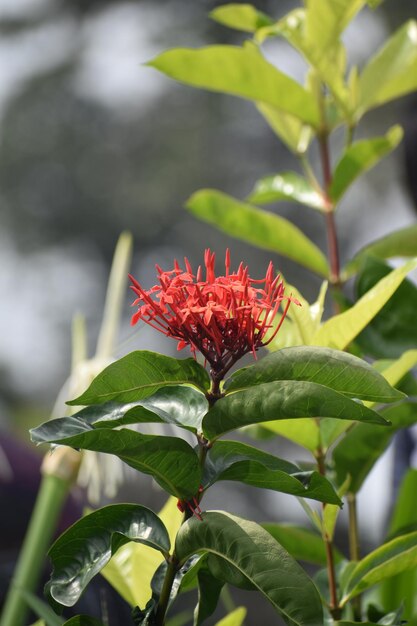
[0,0,416,623]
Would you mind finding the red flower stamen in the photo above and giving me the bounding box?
[129,249,298,377]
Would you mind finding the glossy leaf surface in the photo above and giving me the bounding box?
[148,43,320,126]
[203,440,341,504]
[31,420,200,498]
[68,351,210,406]
[176,511,323,626]
[313,258,417,350]
[247,171,326,211]
[263,523,344,566]
[203,380,388,440]
[77,386,208,433]
[46,505,170,607]
[334,402,417,493]
[341,530,417,603]
[343,224,417,278]
[225,346,403,402]
[358,21,417,115]
[186,189,329,276]
[329,126,403,202]
[209,4,273,32]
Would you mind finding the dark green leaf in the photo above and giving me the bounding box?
[47,505,170,607]
[343,225,417,278]
[63,618,105,626]
[262,523,344,566]
[186,189,329,276]
[203,440,341,505]
[147,43,320,127]
[68,351,210,406]
[225,346,403,402]
[329,126,403,202]
[77,386,208,433]
[209,4,273,32]
[247,171,326,211]
[194,568,224,626]
[333,402,417,493]
[175,511,323,626]
[203,380,389,440]
[31,420,200,499]
[354,257,417,358]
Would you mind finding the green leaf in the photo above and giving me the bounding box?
[215,607,247,626]
[378,349,417,392]
[380,470,417,617]
[304,0,365,52]
[64,615,104,626]
[194,568,224,626]
[358,21,417,116]
[210,4,273,32]
[263,523,344,566]
[340,530,417,604]
[312,258,417,350]
[343,225,417,278]
[256,103,312,154]
[329,126,403,203]
[334,402,417,494]
[31,420,200,499]
[247,171,326,211]
[18,591,65,626]
[46,504,170,607]
[354,257,417,359]
[77,386,208,433]
[261,418,320,453]
[175,511,323,626]
[203,440,341,505]
[147,43,320,127]
[203,380,389,441]
[68,351,210,406]
[186,189,329,277]
[225,346,403,403]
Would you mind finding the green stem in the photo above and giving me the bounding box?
[0,474,71,626]
[347,493,362,620]
[154,555,180,626]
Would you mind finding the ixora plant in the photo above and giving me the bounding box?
[9,1,417,625]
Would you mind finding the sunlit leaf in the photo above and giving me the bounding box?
[329,126,403,203]
[176,511,323,625]
[68,351,210,406]
[186,189,329,276]
[304,0,365,52]
[313,258,417,350]
[247,171,326,211]
[210,4,273,32]
[256,103,312,154]
[261,418,319,453]
[358,21,417,115]
[148,42,320,126]
[215,607,247,626]
[46,505,170,607]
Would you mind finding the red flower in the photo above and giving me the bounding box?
[129,249,296,378]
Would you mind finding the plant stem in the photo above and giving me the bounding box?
[0,473,72,626]
[316,448,341,620]
[155,555,180,626]
[347,493,362,619]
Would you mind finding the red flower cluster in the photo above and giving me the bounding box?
[130,250,294,377]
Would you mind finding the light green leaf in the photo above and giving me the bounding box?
[304,0,365,52]
[203,380,388,440]
[247,171,326,211]
[147,43,320,126]
[67,351,210,406]
[323,474,351,541]
[358,20,417,115]
[261,418,319,453]
[176,511,323,626]
[186,189,329,276]
[313,258,417,350]
[215,607,247,626]
[263,523,344,566]
[256,103,312,154]
[209,4,273,32]
[46,505,170,607]
[340,530,417,604]
[203,440,341,504]
[225,346,403,402]
[329,126,403,203]
[343,225,417,278]
[31,420,200,499]
[376,349,417,391]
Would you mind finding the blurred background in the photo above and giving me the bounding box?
[0,0,416,623]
